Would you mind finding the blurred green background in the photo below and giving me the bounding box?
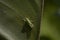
[40,0,60,40]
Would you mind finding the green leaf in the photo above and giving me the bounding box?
[0,0,40,40]
[40,0,60,40]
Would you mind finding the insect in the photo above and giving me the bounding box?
[21,17,34,38]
